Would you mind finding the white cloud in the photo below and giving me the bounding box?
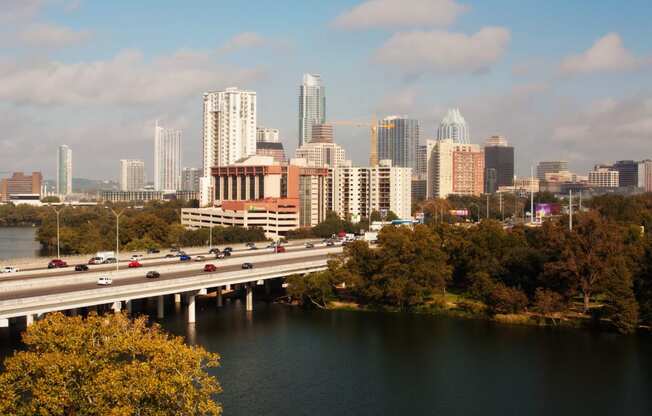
[374,27,510,75]
[560,33,649,74]
[334,0,469,30]
[218,32,291,54]
[19,23,91,48]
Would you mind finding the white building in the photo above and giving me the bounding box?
[201,87,257,206]
[329,160,412,222]
[638,160,652,192]
[294,141,347,168]
[181,167,201,192]
[437,108,469,145]
[154,122,182,191]
[57,145,72,196]
[256,127,280,143]
[119,159,145,191]
[298,74,325,147]
[588,167,619,188]
[426,139,455,198]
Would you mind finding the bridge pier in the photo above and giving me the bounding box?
[216,288,223,307]
[246,284,253,311]
[157,296,165,319]
[69,308,78,317]
[111,301,122,313]
[125,300,133,314]
[174,293,181,304]
[0,318,8,328]
[188,293,196,324]
[26,314,35,326]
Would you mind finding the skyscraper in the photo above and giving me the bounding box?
[200,87,257,206]
[57,145,72,196]
[154,122,182,191]
[119,159,145,191]
[426,139,455,199]
[298,74,326,147]
[437,108,470,144]
[484,135,514,193]
[256,127,280,143]
[612,160,639,187]
[377,116,419,170]
[536,161,568,181]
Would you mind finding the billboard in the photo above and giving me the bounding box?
[449,209,469,217]
[535,203,561,217]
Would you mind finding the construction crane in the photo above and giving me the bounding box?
[330,117,395,166]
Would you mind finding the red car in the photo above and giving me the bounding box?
[128,261,142,268]
[48,259,68,269]
[275,246,286,253]
[203,264,217,272]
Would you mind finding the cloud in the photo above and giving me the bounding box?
[0,0,81,22]
[334,0,469,30]
[218,32,291,54]
[0,49,265,105]
[560,33,649,75]
[374,27,510,75]
[18,23,91,48]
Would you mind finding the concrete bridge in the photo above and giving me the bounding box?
[0,244,342,327]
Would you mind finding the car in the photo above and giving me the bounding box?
[130,254,143,261]
[48,259,68,269]
[275,246,286,253]
[147,248,160,254]
[194,255,206,262]
[215,252,225,259]
[146,270,160,279]
[266,242,276,249]
[103,257,117,264]
[248,245,258,250]
[74,264,89,272]
[203,264,217,272]
[208,248,220,254]
[245,242,255,248]
[179,255,191,261]
[305,242,314,249]
[88,257,103,265]
[326,240,335,247]
[170,247,179,252]
[222,250,231,257]
[128,261,142,268]
[177,251,187,257]
[223,247,233,253]
[241,262,254,269]
[97,276,112,285]
[1,266,19,274]
[165,253,176,258]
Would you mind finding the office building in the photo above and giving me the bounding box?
[500,177,540,194]
[154,122,182,191]
[256,127,280,143]
[426,139,455,199]
[294,141,347,168]
[377,116,419,170]
[484,136,514,193]
[0,172,42,202]
[638,160,652,192]
[311,123,334,143]
[536,161,568,181]
[57,145,72,196]
[119,160,145,191]
[298,74,326,147]
[256,142,287,164]
[588,166,619,188]
[612,160,639,187]
[452,144,484,196]
[437,108,470,144]
[201,87,257,206]
[101,190,198,203]
[181,167,202,192]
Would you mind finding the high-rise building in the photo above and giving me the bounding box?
[612,160,639,187]
[256,127,280,143]
[57,145,72,196]
[154,122,182,191]
[119,159,145,191]
[298,74,326,147]
[377,116,419,170]
[294,141,347,168]
[201,88,257,206]
[437,108,470,144]
[0,172,42,202]
[311,123,334,143]
[256,142,287,164]
[426,139,455,199]
[638,160,652,192]
[452,144,484,196]
[536,161,568,181]
[181,167,201,192]
[484,135,514,193]
[588,166,619,188]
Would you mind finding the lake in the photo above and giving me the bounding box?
[0,227,40,261]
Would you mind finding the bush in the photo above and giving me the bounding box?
[486,283,529,315]
[532,288,565,315]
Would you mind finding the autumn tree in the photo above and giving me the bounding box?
[0,313,222,415]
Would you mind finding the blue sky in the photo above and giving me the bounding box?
[1,0,652,180]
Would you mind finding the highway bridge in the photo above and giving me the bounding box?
[0,242,343,327]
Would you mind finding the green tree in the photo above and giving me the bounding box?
[0,313,221,415]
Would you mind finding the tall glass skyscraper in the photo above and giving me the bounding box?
[154,122,182,191]
[57,144,72,196]
[437,108,470,144]
[377,116,419,171]
[298,74,326,147]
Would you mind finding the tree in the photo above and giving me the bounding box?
[41,196,61,203]
[0,313,221,415]
[286,272,336,309]
[485,283,529,315]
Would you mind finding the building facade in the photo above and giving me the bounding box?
[100,190,198,203]
[119,159,145,191]
[484,136,514,193]
[437,108,470,144]
[536,161,568,181]
[377,116,419,171]
[0,172,42,202]
[588,167,619,188]
[57,145,72,196]
[638,160,652,192]
[311,123,334,143]
[256,127,280,143]
[426,139,455,199]
[298,74,326,147]
[181,167,201,192]
[154,122,182,191]
[452,144,484,196]
[612,160,639,187]
[256,142,287,164]
[294,141,347,168]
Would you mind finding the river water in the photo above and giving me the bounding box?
[2,296,650,415]
[0,227,40,261]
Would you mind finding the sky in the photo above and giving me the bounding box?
[1,0,652,180]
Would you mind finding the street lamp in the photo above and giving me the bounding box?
[468,203,479,223]
[208,224,213,251]
[111,208,125,273]
[51,206,65,259]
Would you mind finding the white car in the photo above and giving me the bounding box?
[194,255,206,262]
[130,254,144,261]
[1,266,19,274]
[97,276,113,286]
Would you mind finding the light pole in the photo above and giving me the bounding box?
[111,208,125,273]
[51,206,65,259]
[208,224,213,251]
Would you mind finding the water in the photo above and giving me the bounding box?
[0,227,39,260]
[1,297,651,415]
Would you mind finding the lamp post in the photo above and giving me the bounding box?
[468,203,479,223]
[209,224,213,251]
[111,208,125,273]
[51,206,65,259]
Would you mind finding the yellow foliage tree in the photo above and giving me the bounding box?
[0,312,222,415]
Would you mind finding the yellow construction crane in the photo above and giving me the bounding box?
[330,116,395,166]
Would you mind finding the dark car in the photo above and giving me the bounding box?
[223,247,233,253]
[204,264,217,272]
[326,240,335,247]
[222,250,231,257]
[103,257,117,264]
[146,270,160,279]
[165,253,176,258]
[305,242,315,249]
[147,248,160,254]
[241,262,254,269]
[208,248,220,254]
[179,255,191,261]
[48,259,68,269]
[74,264,89,272]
